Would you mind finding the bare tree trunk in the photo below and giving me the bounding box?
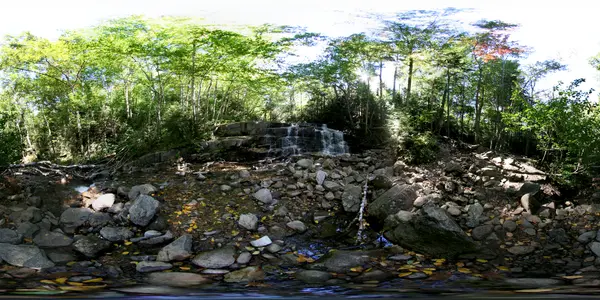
[474,67,484,143]
[392,65,398,105]
[378,60,383,100]
[406,57,414,104]
[124,81,131,119]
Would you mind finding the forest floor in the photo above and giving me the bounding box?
[2,143,600,298]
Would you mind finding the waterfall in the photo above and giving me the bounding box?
[319,124,348,156]
[281,123,302,156]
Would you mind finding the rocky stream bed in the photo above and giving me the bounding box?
[2,141,600,298]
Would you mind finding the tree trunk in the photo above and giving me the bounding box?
[474,66,484,143]
[392,64,398,105]
[406,57,414,103]
[378,60,383,100]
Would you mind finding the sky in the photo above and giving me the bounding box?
[1,0,599,98]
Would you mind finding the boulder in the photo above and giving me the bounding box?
[223,266,265,283]
[100,226,134,242]
[295,270,332,284]
[286,220,307,233]
[157,234,193,262]
[0,243,54,269]
[383,205,478,258]
[296,158,314,169]
[128,184,158,201]
[192,247,236,269]
[253,189,273,204]
[129,195,160,226]
[136,261,172,273]
[342,184,362,213]
[60,208,92,234]
[368,184,420,221]
[238,213,258,231]
[72,236,111,258]
[316,250,376,273]
[92,193,116,211]
[32,231,73,248]
[316,170,327,186]
[146,272,210,287]
[0,228,23,244]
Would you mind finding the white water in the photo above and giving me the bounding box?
[281,123,302,156]
[319,124,348,156]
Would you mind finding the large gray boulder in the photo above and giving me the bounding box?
[342,184,362,212]
[60,208,92,234]
[368,184,420,221]
[128,184,158,201]
[33,230,73,248]
[0,243,54,269]
[0,228,23,244]
[192,247,236,269]
[100,226,134,242]
[253,189,273,204]
[157,234,193,262]
[72,236,111,258]
[129,195,160,226]
[383,205,478,258]
[92,193,116,211]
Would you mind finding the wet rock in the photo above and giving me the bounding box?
[16,222,39,239]
[250,236,272,247]
[0,243,54,269]
[507,245,535,255]
[238,213,258,231]
[192,247,236,269]
[297,158,314,169]
[371,175,393,190]
[317,250,374,273]
[466,203,484,228]
[266,243,282,253]
[369,184,420,221]
[220,185,232,192]
[286,220,307,233]
[146,272,210,287]
[342,184,362,213]
[471,225,494,241]
[18,207,43,224]
[316,170,327,185]
[33,231,73,248]
[147,216,169,232]
[447,206,462,217]
[60,208,92,234]
[548,228,570,246]
[503,220,517,232]
[253,189,273,204]
[138,230,174,245]
[414,194,441,208]
[590,242,600,257]
[296,270,331,283]
[100,226,134,242]
[129,195,160,226]
[0,228,22,244]
[224,266,265,283]
[384,205,477,258]
[46,249,76,264]
[107,203,124,214]
[72,236,111,258]
[504,278,563,287]
[237,252,252,264]
[128,183,158,201]
[92,193,115,211]
[88,212,112,227]
[136,261,172,273]
[354,269,393,282]
[157,234,193,262]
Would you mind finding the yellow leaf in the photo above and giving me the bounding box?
[179,266,191,271]
[67,282,84,286]
[398,272,413,277]
[350,266,364,273]
[456,262,465,267]
[122,251,129,255]
[83,278,103,283]
[66,262,76,267]
[476,259,488,263]
[55,277,68,284]
[398,265,413,270]
[497,266,510,271]
[409,269,419,272]
[124,241,133,246]
[515,288,555,293]
[423,270,433,275]
[40,280,56,285]
[133,252,140,255]
[457,268,471,274]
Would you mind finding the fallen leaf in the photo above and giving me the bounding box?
[398,272,413,277]
[59,285,107,292]
[67,282,84,286]
[497,266,510,271]
[55,278,68,284]
[179,266,191,271]
[122,251,129,255]
[350,266,364,273]
[562,275,584,280]
[83,278,103,283]
[476,259,488,263]
[39,280,56,285]
[124,241,133,246]
[457,268,471,274]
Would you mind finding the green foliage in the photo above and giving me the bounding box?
[0,112,22,165]
[400,131,439,165]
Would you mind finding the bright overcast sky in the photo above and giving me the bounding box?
[1,0,599,98]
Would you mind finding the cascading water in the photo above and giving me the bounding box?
[281,123,302,156]
[319,124,348,156]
